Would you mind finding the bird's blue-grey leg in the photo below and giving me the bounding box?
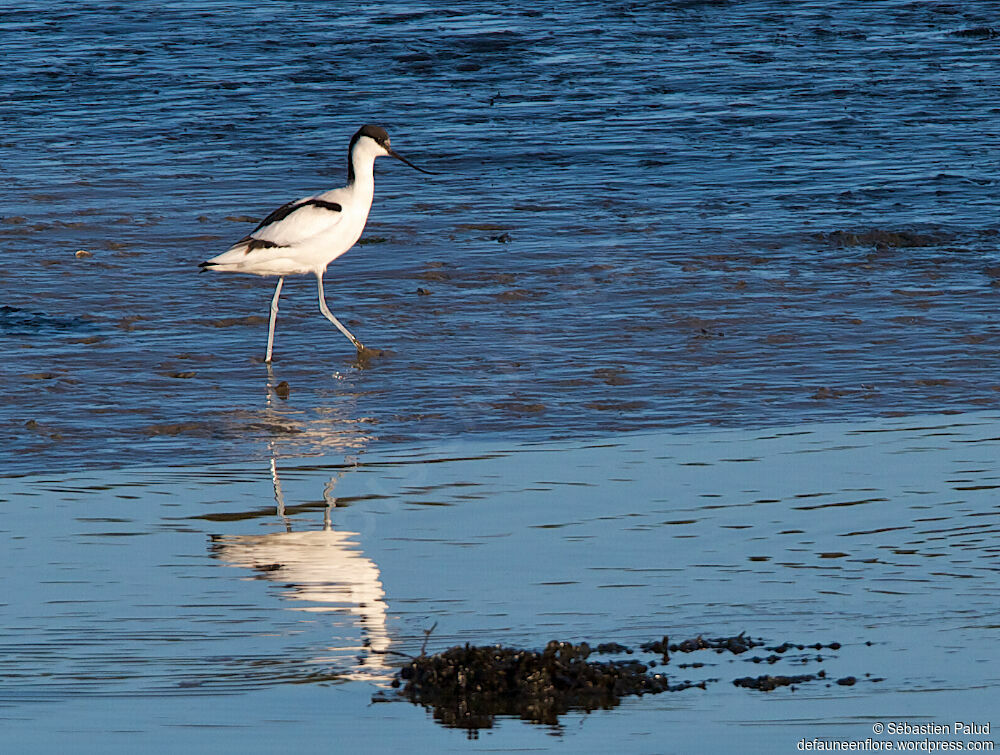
[265,276,284,363]
[315,272,364,351]
[267,457,293,532]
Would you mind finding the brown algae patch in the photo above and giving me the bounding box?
[817,229,950,248]
[205,315,269,328]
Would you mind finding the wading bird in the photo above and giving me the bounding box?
[199,125,433,362]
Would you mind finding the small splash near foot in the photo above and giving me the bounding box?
[352,345,391,369]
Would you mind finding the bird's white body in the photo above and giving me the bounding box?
[200,125,430,361]
[203,138,382,277]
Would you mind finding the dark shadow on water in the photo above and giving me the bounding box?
[0,305,96,335]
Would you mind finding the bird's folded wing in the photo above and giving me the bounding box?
[249,196,345,247]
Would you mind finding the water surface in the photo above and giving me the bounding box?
[3,2,1000,473]
[2,4,999,751]
[1,412,997,751]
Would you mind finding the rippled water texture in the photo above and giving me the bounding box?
[3,2,1000,472]
[1,414,998,750]
[2,5,999,748]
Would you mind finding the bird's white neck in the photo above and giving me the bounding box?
[347,141,381,191]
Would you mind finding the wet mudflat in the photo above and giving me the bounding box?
[1,413,997,751]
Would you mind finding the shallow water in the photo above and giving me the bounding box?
[1,413,998,751]
[3,3,1000,751]
[4,2,1000,473]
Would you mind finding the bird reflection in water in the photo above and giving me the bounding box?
[212,369,390,682]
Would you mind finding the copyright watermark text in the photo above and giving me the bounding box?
[796,721,994,751]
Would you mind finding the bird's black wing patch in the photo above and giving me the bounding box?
[305,199,343,213]
[253,200,301,232]
[237,235,281,252]
[252,199,343,233]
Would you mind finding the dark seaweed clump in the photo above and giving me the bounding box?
[397,640,703,731]
[640,631,764,657]
[733,672,859,690]
[734,672,824,691]
[384,633,869,735]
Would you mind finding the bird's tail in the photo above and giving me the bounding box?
[198,235,258,273]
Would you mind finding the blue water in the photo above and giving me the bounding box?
[2,3,1000,751]
[2,413,999,751]
[3,1,1000,473]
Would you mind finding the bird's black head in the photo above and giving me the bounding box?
[351,124,391,152]
[347,123,436,178]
